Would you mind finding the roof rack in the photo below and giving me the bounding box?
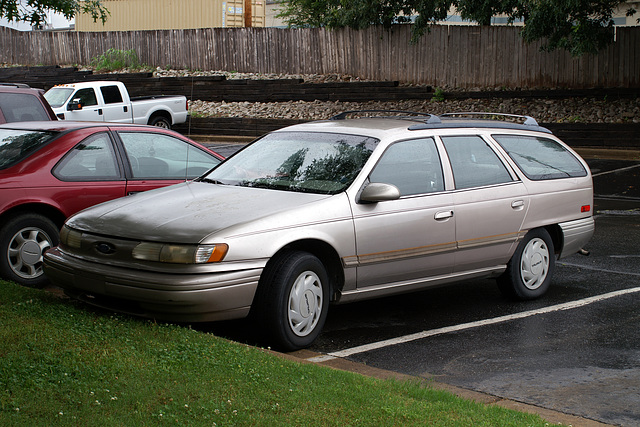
[440,112,540,126]
[0,82,31,88]
[330,110,441,123]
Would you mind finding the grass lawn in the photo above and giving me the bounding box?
[0,280,553,426]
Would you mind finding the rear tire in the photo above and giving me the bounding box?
[498,228,555,300]
[149,115,171,129]
[252,251,330,351]
[0,213,59,288]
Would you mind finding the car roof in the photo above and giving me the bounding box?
[0,120,159,132]
[276,111,552,139]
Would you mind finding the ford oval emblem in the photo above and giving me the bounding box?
[96,242,116,255]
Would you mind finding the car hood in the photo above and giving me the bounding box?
[66,181,338,243]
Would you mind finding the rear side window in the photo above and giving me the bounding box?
[0,93,52,123]
[442,135,513,190]
[493,135,587,180]
[100,86,124,104]
[54,133,120,180]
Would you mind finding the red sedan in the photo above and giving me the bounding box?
[0,121,223,287]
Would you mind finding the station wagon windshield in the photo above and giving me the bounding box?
[201,132,378,194]
[0,129,57,169]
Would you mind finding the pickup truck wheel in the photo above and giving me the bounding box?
[497,228,555,300]
[0,213,59,288]
[149,116,171,129]
[252,250,329,351]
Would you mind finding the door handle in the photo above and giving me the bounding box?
[434,210,454,220]
[511,200,525,209]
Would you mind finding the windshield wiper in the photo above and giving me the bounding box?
[198,178,227,185]
[240,181,288,190]
[510,152,570,177]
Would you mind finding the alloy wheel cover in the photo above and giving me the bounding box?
[7,227,52,279]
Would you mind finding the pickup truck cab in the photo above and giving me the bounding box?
[44,81,188,129]
[0,83,57,124]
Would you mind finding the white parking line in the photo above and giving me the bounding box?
[592,164,640,177]
[559,261,640,276]
[307,286,640,363]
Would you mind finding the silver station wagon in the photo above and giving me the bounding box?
[44,112,594,350]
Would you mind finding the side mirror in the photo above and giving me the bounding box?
[67,98,83,111]
[359,182,401,203]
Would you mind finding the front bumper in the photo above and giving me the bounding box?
[43,248,261,322]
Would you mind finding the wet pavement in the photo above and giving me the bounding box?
[303,157,640,426]
[203,142,640,426]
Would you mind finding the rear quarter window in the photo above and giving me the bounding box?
[493,134,587,180]
[0,129,57,169]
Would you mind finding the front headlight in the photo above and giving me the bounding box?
[132,242,228,264]
[60,225,82,248]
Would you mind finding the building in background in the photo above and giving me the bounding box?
[75,0,265,31]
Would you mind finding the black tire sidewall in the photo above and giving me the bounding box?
[254,251,330,351]
[149,116,171,128]
[0,213,59,287]
[498,228,555,300]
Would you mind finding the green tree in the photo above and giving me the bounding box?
[277,0,637,55]
[0,0,109,28]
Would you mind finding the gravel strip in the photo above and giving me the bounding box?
[155,68,639,123]
[188,98,640,123]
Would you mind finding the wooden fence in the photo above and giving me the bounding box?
[1,25,638,88]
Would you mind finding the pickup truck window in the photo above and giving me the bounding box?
[74,89,98,107]
[0,93,53,122]
[100,85,124,104]
[44,87,74,108]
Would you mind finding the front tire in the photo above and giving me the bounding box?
[498,228,555,300]
[252,251,330,351]
[0,213,59,288]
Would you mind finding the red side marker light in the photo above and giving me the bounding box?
[581,205,591,213]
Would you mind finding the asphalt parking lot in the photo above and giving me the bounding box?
[204,142,640,427]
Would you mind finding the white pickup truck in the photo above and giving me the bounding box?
[44,81,188,129]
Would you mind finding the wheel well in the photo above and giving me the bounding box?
[543,224,563,256]
[270,239,345,302]
[0,204,66,231]
[149,111,171,124]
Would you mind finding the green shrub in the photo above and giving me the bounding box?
[90,48,149,72]
[430,87,445,102]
